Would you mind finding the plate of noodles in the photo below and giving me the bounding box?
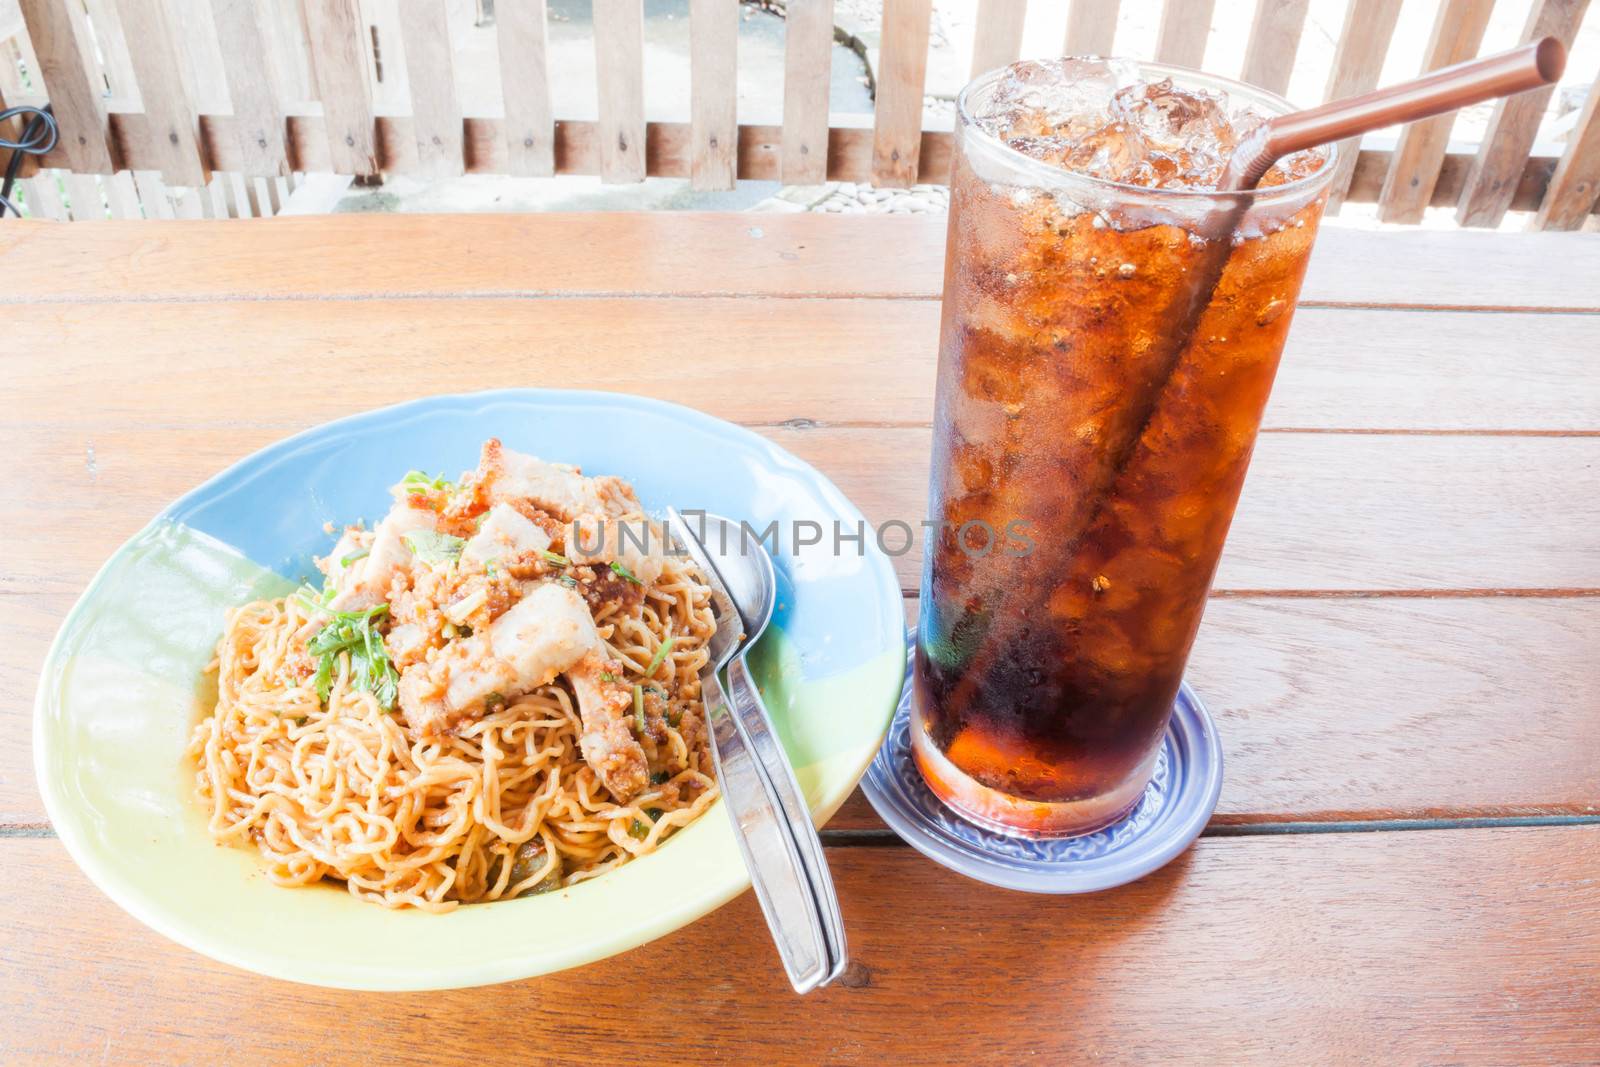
[34,389,906,990]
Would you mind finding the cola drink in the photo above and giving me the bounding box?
[913,59,1337,837]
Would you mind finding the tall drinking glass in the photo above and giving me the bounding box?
[913,59,1339,837]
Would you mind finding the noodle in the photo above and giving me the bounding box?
[187,456,720,912]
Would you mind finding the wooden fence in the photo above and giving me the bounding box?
[1,0,1597,228]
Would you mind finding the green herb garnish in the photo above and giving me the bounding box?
[627,819,649,840]
[557,574,578,589]
[541,549,570,567]
[649,771,669,785]
[293,583,335,614]
[484,692,505,712]
[402,529,465,564]
[633,684,646,734]
[610,560,642,585]
[667,708,683,728]
[339,548,370,566]
[644,635,674,678]
[305,603,399,709]
[646,807,663,820]
[401,470,457,494]
[600,671,617,683]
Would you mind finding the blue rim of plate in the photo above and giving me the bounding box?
[33,388,907,990]
[861,630,1223,894]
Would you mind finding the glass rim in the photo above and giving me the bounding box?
[956,56,1341,204]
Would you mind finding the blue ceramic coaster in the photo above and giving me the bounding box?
[860,632,1223,893]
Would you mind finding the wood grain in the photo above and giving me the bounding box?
[209,0,291,177]
[593,0,646,183]
[16,0,115,172]
[1320,0,1404,210]
[870,0,932,187]
[5,829,1600,1062]
[300,0,378,176]
[396,0,464,179]
[1154,0,1214,69]
[1376,0,1493,224]
[113,0,208,186]
[2,215,1598,311]
[780,0,834,184]
[689,0,738,191]
[496,0,555,176]
[1456,0,1592,228]
[1535,76,1600,231]
[1064,0,1119,56]
[969,0,1026,77]
[1239,0,1309,96]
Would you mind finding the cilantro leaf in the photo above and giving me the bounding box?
[402,529,465,564]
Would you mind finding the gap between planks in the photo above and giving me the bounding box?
[2,289,1599,317]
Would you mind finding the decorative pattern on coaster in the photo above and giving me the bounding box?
[861,634,1223,893]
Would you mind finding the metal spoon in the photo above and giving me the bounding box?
[673,510,849,986]
[665,508,836,993]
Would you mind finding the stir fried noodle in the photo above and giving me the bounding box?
[189,441,719,910]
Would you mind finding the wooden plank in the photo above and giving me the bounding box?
[831,592,1600,831]
[80,0,137,104]
[112,0,209,186]
[209,0,290,177]
[129,171,173,219]
[593,0,646,183]
[1,216,1597,311]
[62,172,102,220]
[6,829,1600,1059]
[689,0,737,191]
[1239,0,1309,95]
[871,0,932,188]
[16,0,115,172]
[1376,0,1493,224]
[1064,0,1119,56]
[496,0,554,176]
[1320,0,1403,211]
[300,0,378,176]
[1457,0,1591,228]
[17,175,66,220]
[969,0,1026,77]
[0,297,1594,432]
[780,0,833,184]
[1534,77,1600,230]
[102,170,140,218]
[1154,0,1214,69]
[396,1,463,179]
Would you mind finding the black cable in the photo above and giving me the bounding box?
[1,103,58,218]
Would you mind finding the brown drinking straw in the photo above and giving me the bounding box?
[1061,39,1568,566]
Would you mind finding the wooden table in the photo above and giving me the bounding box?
[3,214,1599,1064]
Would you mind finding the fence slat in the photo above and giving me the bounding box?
[970,0,1026,77]
[63,173,103,220]
[496,0,554,176]
[1534,78,1600,230]
[781,0,833,184]
[1375,0,1493,225]
[593,0,646,182]
[23,173,67,219]
[301,0,378,176]
[690,0,737,190]
[113,0,209,186]
[1154,0,1214,69]
[1240,0,1308,95]
[210,0,290,176]
[132,172,174,219]
[397,1,463,179]
[1064,0,1119,56]
[103,170,141,217]
[1320,0,1403,210]
[81,0,138,104]
[1457,0,1591,228]
[17,0,115,172]
[872,0,932,188]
